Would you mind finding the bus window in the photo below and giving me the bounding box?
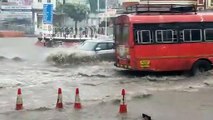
[183,30,190,41]
[123,25,129,44]
[155,30,174,43]
[135,30,151,44]
[115,25,129,45]
[115,25,121,43]
[191,30,202,41]
[204,29,213,41]
[183,29,202,42]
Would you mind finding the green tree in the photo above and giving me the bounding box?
[62,3,89,29]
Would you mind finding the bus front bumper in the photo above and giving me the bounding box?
[114,63,132,69]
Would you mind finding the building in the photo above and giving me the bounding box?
[203,0,213,10]
[0,0,57,35]
[0,0,33,34]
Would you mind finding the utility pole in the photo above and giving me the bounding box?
[62,0,65,26]
[97,0,100,29]
[97,0,100,12]
[105,0,108,36]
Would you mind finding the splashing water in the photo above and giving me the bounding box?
[46,47,114,65]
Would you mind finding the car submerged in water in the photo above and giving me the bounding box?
[78,39,115,61]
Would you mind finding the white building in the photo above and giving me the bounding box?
[32,0,56,9]
[0,0,33,34]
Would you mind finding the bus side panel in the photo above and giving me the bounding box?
[133,44,191,71]
[182,42,213,69]
[133,43,213,71]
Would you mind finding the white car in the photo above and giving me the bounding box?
[78,39,115,61]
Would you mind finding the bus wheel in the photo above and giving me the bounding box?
[190,60,212,76]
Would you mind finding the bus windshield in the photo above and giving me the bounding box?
[115,25,129,45]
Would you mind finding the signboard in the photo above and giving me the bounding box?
[42,24,53,34]
[99,9,117,18]
[43,3,53,24]
[42,3,53,34]
[106,9,117,17]
[0,12,32,20]
[7,0,32,5]
[1,5,31,10]
[1,5,32,12]
[0,5,32,21]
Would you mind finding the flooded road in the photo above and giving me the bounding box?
[0,37,213,120]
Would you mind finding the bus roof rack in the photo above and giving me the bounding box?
[123,4,197,14]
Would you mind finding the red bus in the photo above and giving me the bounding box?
[114,4,213,75]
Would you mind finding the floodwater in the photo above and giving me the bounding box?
[0,37,213,120]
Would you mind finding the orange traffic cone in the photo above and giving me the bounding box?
[74,88,82,109]
[119,89,127,113]
[16,88,23,110]
[56,88,63,109]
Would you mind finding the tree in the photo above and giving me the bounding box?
[62,3,89,29]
